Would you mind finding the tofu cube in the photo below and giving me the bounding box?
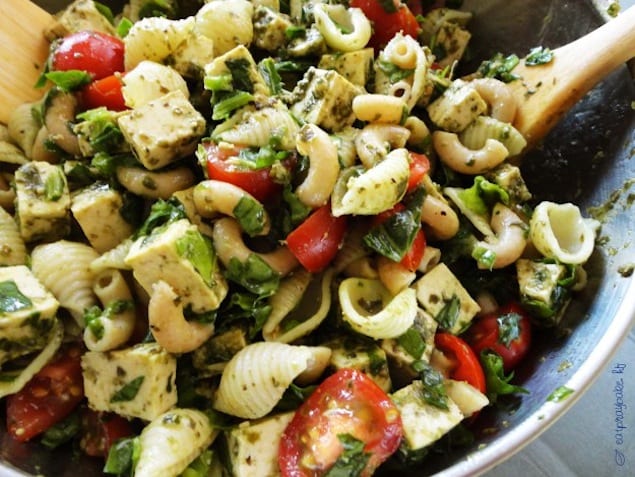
[391,380,464,452]
[0,266,59,365]
[433,21,472,68]
[290,67,362,132]
[71,183,134,253]
[125,219,228,313]
[253,6,293,52]
[117,90,206,170]
[204,45,271,99]
[427,79,487,132]
[54,0,117,36]
[516,258,570,326]
[485,163,532,203]
[326,336,392,392]
[81,343,177,421]
[14,161,70,242]
[318,48,375,87]
[414,263,480,334]
[226,412,294,477]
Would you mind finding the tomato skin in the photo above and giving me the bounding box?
[407,152,430,192]
[286,205,347,273]
[279,368,402,477]
[52,31,125,80]
[350,0,420,49]
[6,345,84,442]
[82,74,127,111]
[465,302,532,372]
[80,409,135,458]
[434,333,486,393]
[204,142,282,202]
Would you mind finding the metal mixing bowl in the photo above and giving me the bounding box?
[1,0,634,475]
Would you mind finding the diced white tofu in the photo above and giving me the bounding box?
[124,218,228,313]
[414,263,480,334]
[485,163,532,203]
[382,307,438,385]
[55,0,116,36]
[391,380,464,451]
[170,32,216,78]
[71,183,134,253]
[253,6,293,52]
[204,45,271,98]
[326,336,392,392]
[117,90,206,170]
[226,412,294,477]
[14,161,70,242]
[318,48,374,87]
[81,343,177,421]
[0,266,59,365]
[433,21,472,68]
[427,79,487,132]
[290,67,362,132]
[516,259,567,305]
[122,61,190,109]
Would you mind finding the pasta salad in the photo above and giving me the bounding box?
[0,0,600,476]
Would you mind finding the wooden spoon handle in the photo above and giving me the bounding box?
[0,0,55,125]
[511,6,635,149]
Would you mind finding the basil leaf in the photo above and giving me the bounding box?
[233,196,268,237]
[45,70,91,91]
[226,58,254,93]
[225,254,280,297]
[41,412,80,449]
[376,60,414,83]
[216,291,271,338]
[76,107,125,154]
[547,385,574,403]
[258,57,283,95]
[497,312,522,347]
[363,206,421,262]
[525,46,554,66]
[134,198,187,238]
[477,53,520,83]
[0,281,32,313]
[116,17,134,38]
[110,376,145,403]
[104,436,140,475]
[413,360,449,410]
[324,434,371,477]
[212,91,254,120]
[479,350,528,403]
[282,185,312,226]
[176,230,217,287]
[44,168,66,201]
[397,328,426,359]
[435,295,461,331]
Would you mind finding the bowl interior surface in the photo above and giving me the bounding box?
[1,1,634,476]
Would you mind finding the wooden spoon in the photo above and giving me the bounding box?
[0,0,55,124]
[510,5,635,151]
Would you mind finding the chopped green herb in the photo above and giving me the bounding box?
[226,58,254,93]
[324,434,371,477]
[41,412,80,449]
[480,350,528,403]
[110,376,145,403]
[435,295,461,331]
[0,281,32,313]
[45,70,92,91]
[258,57,283,95]
[497,312,522,347]
[472,245,497,271]
[413,360,449,410]
[225,254,280,297]
[94,1,115,24]
[477,53,520,83]
[233,196,268,237]
[116,17,134,37]
[44,168,66,201]
[525,46,554,66]
[104,436,140,475]
[134,198,187,238]
[176,230,217,287]
[377,60,415,83]
[397,328,426,359]
[285,25,307,40]
[547,385,574,403]
[212,91,254,120]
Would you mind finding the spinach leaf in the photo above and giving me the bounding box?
[258,57,283,95]
[104,436,140,475]
[397,328,426,359]
[233,196,268,237]
[45,70,91,91]
[40,412,81,449]
[479,350,528,403]
[225,58,254,93]
[216,291,271,338]
[225,254,280,297]
[134,198,187,238]
[0,281,32,313]
[176,230,217,287]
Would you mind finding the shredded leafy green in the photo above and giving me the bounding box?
[110,376,145,403]
[40,412,81,449]
[0,281,33,313]
[233,196,268,237]
[480,350,528,403]
[435,295,461,331]
[525,46,554,66]
[94,1,115,24]
[258,57,283,95]
[397,328,426,359]
[44,70,92,91]
[212,91,254,120]
[216,291,271,339]
[76,107,126,154]
[477,53,520,83]
[497,312,522,347]
[176,230,217,287]
[377,60,414,83]
[413,360,449,410]
[134,198,187,238]
[324,434,371,477]
[225,254,280,297]
[116,17,134,37]
[104,436,140,475]
[276,383,317,411]
[44,168,66,201]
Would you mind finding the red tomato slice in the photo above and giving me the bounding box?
[6,345,84,442]
[286,205,347,273]
[434,333,486,393]
[80,409,135,458]
[407,152,430,191]
[465,302,532,372]
[52,31,125,80]
[279,368,402,477]
[204,142,282,202]
[350,0,420,49]
[81,74,127,111]
[371,203,426,272]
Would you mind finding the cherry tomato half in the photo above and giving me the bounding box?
[81,74,127,111]
[204,142,282,202]
[286,205,348,273]
[434,333,486,393]
[6,345,84,442]
[279,368,403,477]
[465,302,532,372]
[80,409,135,458]
[350,0,420,49]
[407,152,430,192]
[52,31,125,80]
